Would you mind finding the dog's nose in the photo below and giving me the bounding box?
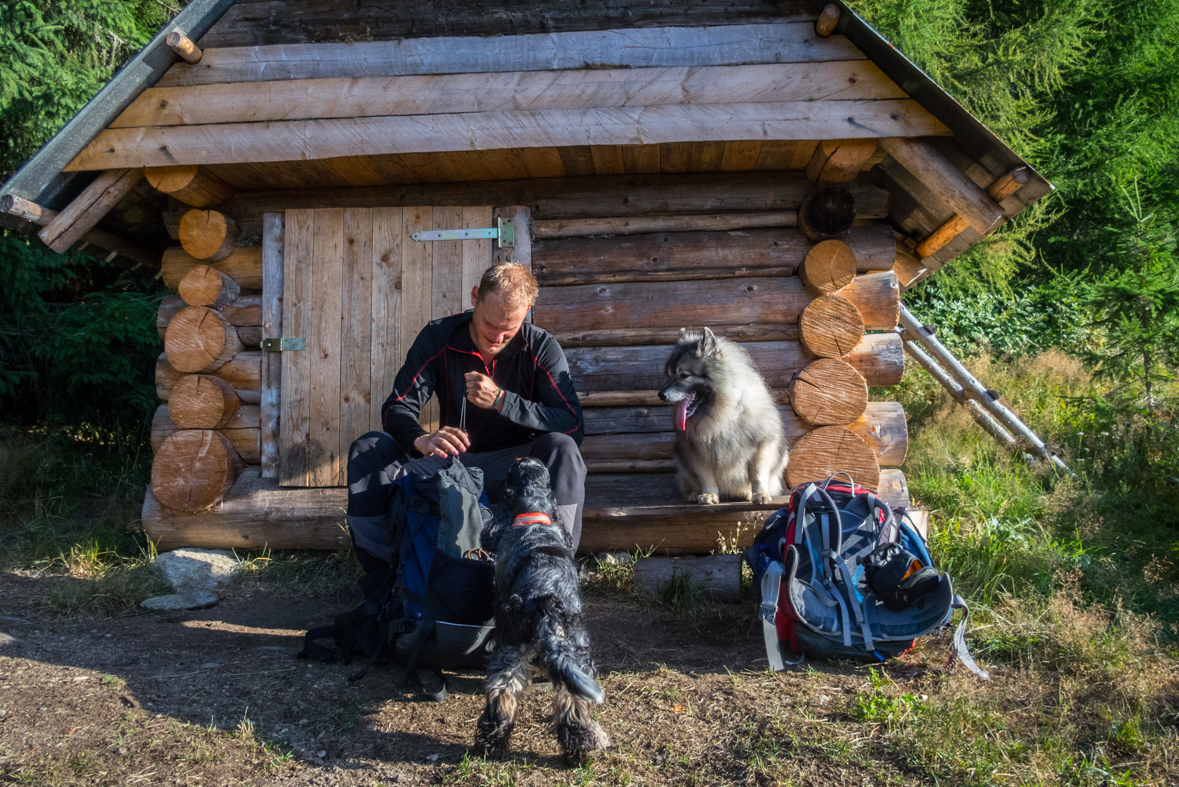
[657,388,668,402]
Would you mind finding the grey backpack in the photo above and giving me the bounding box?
[746,478,988,678]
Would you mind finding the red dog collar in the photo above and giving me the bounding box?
[512,512,553,527]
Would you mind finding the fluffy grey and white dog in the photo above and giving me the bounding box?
[475,458,609,765]
[658,328,789,505]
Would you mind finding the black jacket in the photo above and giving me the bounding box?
[381,312,584,456]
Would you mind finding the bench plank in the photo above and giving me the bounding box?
[141,467,908,554]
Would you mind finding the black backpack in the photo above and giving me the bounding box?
[300,457,496,701]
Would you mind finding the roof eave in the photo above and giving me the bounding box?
[0,0,239,231]
[808,0,1053,197]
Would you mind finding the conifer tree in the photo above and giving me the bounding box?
[1081,184,1179,411]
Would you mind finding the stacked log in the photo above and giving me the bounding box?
[179,209,240,261]
[152,224,259,512]
[178,265,240,309]
[158,293,262,346]
[798,294,864,358]
[146,166,234,208]
[168,374,242,428]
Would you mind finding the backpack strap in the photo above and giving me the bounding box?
[950,595,990,680]
[297,625,340,663]
[760,555,806,671]
[402,619,448,702]
[833,554,875,653]
[758,560,787,672]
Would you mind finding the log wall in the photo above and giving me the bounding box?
[146,174,912,552]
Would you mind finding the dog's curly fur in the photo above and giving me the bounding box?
[474,458,609,765]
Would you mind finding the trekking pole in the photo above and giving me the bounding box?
[897,304,1072,475]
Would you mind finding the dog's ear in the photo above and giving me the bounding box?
[678,327,689,340]
[700,327,719,357]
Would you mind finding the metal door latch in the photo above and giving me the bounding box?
[411,217,515,248]
[260,337,306,352]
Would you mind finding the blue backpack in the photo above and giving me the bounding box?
[744,477,988,678]
[300,458,496,701]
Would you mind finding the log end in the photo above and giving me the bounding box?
[790,358,869,426]
[151,430,244,512]
[798,187,856,242]
[800,239,857,294]
[786,425,879,490]
[798,294,865,358]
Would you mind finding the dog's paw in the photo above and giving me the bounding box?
[752,491,773,504]
[558,722,609,767]
[693,493,720,505]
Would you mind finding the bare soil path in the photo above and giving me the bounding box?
[0,569,944,786]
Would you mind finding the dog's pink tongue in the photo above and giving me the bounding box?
[676,398,689,431]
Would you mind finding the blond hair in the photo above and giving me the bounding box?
[477,262,538,310]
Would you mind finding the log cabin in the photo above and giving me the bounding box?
[0,0,1052,555]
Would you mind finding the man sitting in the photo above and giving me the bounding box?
[346,262,586,569]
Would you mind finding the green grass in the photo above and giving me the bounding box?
[871,349,1179,786]
[655,569,703,615]
[0,427,166,617]
[233,547,361,599]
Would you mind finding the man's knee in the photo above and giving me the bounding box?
[347,431,407,504]
[349,430,395,464]
[531,432,585,473]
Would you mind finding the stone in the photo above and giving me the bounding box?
[140,591,219,611]
[154,548,239,594]
[594,552,634,567]
[0,632,19,648]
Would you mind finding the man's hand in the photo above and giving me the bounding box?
[413,426,470,458]
[465,372,504,411]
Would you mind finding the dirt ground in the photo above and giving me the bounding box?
[0,568,977,786]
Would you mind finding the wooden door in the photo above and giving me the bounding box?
[262,205,530,487]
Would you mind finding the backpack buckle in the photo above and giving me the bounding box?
[758,601,777,623]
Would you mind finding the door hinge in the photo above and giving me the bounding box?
[260,337,306,353]
[411,217,515,248]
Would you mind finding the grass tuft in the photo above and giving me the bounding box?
[656,569,704,615]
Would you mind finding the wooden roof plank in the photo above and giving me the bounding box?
[115,62,907,129]
[69,101,950,171]
[161,23,865,87]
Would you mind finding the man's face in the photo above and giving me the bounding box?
[469,287,529,361]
